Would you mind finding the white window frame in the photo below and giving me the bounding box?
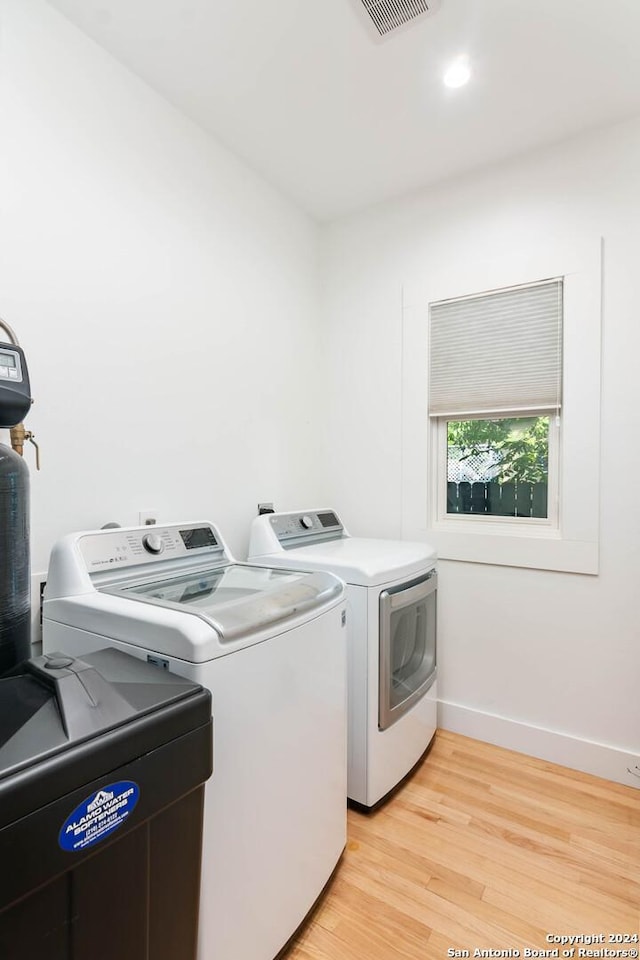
[400,236,601,575]
[433,410,560,530]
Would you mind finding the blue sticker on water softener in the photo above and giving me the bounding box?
[59,781,140,852]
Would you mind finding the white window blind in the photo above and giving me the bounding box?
[429,279,563,417]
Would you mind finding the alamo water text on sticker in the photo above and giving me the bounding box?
[58,781,140,852]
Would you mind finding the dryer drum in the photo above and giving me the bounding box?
[0,443,30,673]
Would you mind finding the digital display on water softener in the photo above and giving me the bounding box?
[0,342,30,428]
[180,527,218,550]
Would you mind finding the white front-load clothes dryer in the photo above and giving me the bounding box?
[249,509,437,808]
[43,521,347,960]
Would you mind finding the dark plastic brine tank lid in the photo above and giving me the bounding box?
[0,648,211,827]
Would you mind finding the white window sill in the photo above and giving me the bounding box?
[433,516,559,538]
[425,525,598,574]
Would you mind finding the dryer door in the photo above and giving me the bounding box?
[378,572,437,731]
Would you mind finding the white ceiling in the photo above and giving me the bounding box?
[47,0,640,221]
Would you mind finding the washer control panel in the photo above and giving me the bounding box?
[79,522,225,573]
[269,511,343,545]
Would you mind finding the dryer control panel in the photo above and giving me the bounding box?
[267,511,345,549]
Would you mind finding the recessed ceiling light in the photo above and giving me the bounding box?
[443,58,471,89]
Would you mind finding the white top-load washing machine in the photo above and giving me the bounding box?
[43,521,347,960]
[249,509,437,808]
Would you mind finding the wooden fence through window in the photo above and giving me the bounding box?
[447,481,548,518]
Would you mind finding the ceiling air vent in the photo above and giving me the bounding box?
[354,0,440,40]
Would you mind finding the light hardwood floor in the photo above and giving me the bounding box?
[284,731,640,960]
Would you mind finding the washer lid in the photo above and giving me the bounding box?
[260,539,437,586]
[101,563,343,643]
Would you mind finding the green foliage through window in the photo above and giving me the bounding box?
[447,417,549,484]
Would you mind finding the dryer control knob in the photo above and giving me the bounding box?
[142,533,164,554]
[300,515,314,530]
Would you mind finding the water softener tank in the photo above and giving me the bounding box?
[0,331,33,673]
[0,444,30,672]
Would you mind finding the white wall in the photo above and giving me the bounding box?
[320,118,640,786]
[1,0,638,786]
[0,0,323,573]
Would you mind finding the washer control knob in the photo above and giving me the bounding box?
[300,515,314,530]
[142,533,164,555]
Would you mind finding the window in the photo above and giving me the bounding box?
[444,414,553,518]
[429,280,562,529]
[400,236,601,574]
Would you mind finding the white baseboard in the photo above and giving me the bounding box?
[438,699,640,790]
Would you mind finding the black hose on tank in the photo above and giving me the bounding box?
[0,442,30,672]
